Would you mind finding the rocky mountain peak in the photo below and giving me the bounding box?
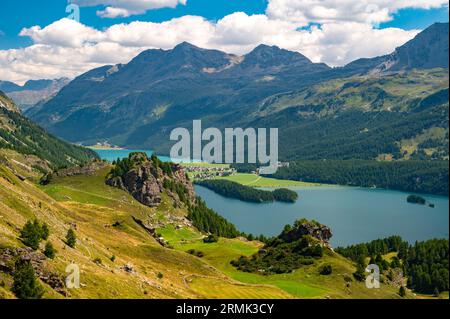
[243,44,313,67]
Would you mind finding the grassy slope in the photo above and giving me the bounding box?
[261,69,449,115]
[0,152,288,299]
[0,151,405,299]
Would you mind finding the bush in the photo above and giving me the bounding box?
[66,228,77,248]
[203,234,219,243]
[157,272,164,279]
[110,255,116,262]
[187,249,205,258]
[319,264,333,275]
[44,242,56,259]
[12,260,43,299]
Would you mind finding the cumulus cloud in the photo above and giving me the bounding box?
[72,0,187,18]
[0,13,420,84]
[266,0,449,25]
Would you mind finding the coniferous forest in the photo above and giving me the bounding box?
[270,160,449,195]
[0,107,98,169]
[336,237,449,294]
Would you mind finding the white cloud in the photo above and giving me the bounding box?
[267,0,449,25]
[19,19,104,47]
[73,0,187,18]
[0,13,420,84]
[97,7,132,18]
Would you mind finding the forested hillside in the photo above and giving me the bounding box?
[271,160,449,195]
[1,92,98,170]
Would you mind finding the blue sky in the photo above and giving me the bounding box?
[0,0,448,83]
[0,0,447,50]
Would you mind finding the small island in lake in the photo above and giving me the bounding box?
[407,195,427,205]
[196,179,299,203]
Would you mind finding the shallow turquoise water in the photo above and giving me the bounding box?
[195,185,449,247]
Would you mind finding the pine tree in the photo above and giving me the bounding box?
[41,223,50,240]
[66,228,77,248]
[44,242,56,259]
[12,260,43,299]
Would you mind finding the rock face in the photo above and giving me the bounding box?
[0,247,66,296]
[106,153,195,208]
[280,220,332,244]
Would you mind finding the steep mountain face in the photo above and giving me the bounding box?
[0,91,20,112]
[0,78,70,111]
[0,91,98,170]
[384,22,449,71]
[345,23,449,75]
[27,23,449,161]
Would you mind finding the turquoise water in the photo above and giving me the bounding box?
[195,185,449,247]
[94,149,199,163]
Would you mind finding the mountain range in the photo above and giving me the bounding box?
[0,78,70,111]
[25,23,449,162]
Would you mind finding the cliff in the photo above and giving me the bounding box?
[105,153,195,208]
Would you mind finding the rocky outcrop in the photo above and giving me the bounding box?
[108,164,163,207]
[106,153,195,208]
[40,160,109,185]
[54,160,109,177]
[280,220,332,244]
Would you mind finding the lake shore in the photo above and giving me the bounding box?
[88,146,125,150]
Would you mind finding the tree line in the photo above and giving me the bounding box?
[196,179,298,203]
